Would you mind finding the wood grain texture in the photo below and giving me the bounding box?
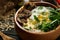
[0,31,15,40]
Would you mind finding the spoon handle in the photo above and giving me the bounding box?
[0,31,15,40]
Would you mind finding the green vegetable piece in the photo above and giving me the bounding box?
[38,6,43,9]
[41,19,59,32]
[42,28,49,32]
[29,27,32,30]
[24,27,32,30]
[24,28,29,30]
[49,9,60,21]
[48,19,59,30]
[49,15,56,21]
[50,19,59,27]
[37,25,42,29]
[56,8,60,11]
[40,22,48,32]
[34,15,40,22]
[47,7,54,11]
[50,11,57,15]
[42,12,46,15]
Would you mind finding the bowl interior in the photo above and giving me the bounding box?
[24,2,57,10]
[15,2,59,34]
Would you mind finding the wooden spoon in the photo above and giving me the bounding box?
[0,31,16,40]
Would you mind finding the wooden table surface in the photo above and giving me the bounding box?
[0,28,60,40]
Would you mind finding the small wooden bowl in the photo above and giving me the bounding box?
[14,2,60,40]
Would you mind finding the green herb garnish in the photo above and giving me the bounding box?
[34,15,40,22]
[38,6,43,9]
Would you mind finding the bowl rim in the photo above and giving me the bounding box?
[14,2,60,35]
